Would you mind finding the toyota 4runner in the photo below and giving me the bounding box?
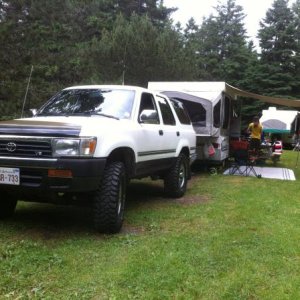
[0,85,196,233]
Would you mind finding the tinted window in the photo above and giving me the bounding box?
[139,93,159,124]
[170,99,191,125]
[213,100,221,128]
[157,96,176,125]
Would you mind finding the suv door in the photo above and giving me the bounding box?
[155,95,179,158]
[135,92,165,164]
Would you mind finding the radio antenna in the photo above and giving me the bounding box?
[21,65,34,118]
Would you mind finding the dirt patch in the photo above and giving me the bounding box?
[175,195,211,206]
[7,175,209,237]
[9,204,95,242]
[121,221,145,235]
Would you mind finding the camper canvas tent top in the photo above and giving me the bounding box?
[148,82,240,163]
[148,81,240,136]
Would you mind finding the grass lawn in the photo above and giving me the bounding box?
[1,151,300,299]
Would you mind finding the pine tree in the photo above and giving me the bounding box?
[0,0,33,117]
[194,0,255,85]
[257,0,297,98]
[113,0,175,26]
[292,0,300,97]
[93,14,191,86]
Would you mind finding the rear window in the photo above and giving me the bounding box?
[170,99,191,125]
[157,96,176,125]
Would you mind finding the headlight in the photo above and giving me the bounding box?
[52,137,97,157]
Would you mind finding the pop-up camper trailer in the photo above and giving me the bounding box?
[260,107,298,148]
[148,82,241,164]
[148,81,300,164]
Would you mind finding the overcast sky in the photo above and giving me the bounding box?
[164,0,296,50]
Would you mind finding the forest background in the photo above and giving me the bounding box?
[1,0,300,123]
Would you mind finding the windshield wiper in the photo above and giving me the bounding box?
[36,111,119,120]
[35,112,61,116]
[89,112,119,120]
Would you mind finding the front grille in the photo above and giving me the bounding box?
[0,138,52,158]
[21,168,44,187]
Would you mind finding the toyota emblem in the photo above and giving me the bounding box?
[6,142,17,152]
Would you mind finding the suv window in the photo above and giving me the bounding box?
[139,93,159,124]
[170,99,191,125]
[157,96,176,125]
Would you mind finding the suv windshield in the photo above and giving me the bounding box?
[37,88,135,119]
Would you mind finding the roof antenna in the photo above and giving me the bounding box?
[122,46,127,85]
[122,63,126,85]
[21,65,34,118]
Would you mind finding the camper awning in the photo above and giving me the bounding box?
[226,84,300,108]
[149,81,300,108]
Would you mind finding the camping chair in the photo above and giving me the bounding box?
[229,140,261,178]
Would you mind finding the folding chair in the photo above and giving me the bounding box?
[229,145,261,178]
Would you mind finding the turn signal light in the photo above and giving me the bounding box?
[48,169,73,178]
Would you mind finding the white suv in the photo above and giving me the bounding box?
[0,85,196,233]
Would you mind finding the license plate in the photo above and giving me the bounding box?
[0,167,20,185]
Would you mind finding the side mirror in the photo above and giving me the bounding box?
[139,109,159,124]
[22,109,37,118]
[29,109,38,117]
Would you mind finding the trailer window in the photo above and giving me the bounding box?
[182,101,206,127]
[213,101,221,128]
[222,96,230,129]
[157,96,176,125]
[170,99,191,125]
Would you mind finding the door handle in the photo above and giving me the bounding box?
[176,131,180,136]
[159,130,164,135]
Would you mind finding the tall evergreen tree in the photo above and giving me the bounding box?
[0,0,182,118]
[92,14,191,86]
[0,0,32,117]
[292,0,300,97]
[180,18,201,80]
[257,0,297,98]
[113,0,175,26]
[193,0,255,86]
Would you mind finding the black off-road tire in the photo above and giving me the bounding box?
[0,193,17,219]
[93,162,126,234]
[164,153,188,198]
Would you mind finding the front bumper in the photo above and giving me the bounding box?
[0,156,106,193]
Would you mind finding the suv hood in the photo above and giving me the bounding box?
[0,116,121,137]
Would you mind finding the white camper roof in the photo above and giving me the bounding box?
[260,107,298,133]
[148,81,226,102]
[148,81,300,108]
